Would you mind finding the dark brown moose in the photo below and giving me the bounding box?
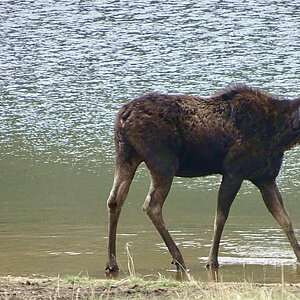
[106,84,300,272]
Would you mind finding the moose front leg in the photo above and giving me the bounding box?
[254,179,300,262]
[206,174,243,268]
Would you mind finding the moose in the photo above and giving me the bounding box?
[106,84,300,272]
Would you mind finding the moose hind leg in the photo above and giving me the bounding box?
[106,158,140,273]
[254,180,300,262]
[142,172,186,271]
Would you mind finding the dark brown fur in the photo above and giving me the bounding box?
[106,84,300,273]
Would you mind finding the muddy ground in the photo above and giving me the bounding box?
[1,276,300,300]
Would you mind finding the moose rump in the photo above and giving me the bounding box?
[106,85,300,273]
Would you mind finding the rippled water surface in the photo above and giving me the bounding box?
[0,0,300,283]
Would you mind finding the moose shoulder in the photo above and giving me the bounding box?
[106,84,300,273]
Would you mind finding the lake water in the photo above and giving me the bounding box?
[0,0,300,283]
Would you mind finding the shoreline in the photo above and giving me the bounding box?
[1,275,300,299]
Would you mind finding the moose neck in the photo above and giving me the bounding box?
[277,105,300,152]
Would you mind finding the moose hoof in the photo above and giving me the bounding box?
[205,261,220,269]
[171,260,186,272]
[105,262,119,274]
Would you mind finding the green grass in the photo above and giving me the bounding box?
[63,274,90,285]
[63,275,300,300]
[1,274,300,299]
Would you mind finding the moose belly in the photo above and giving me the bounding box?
[176,144,226,177]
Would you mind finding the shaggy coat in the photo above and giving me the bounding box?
[106,84,300,272]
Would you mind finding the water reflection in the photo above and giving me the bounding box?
[0,0,300,283]
[1,0,300,168]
